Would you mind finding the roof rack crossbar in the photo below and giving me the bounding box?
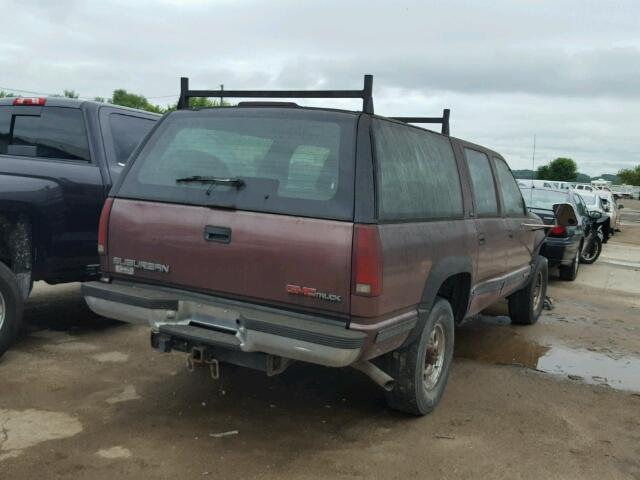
[391,109,451,135]
[177,74,375,113]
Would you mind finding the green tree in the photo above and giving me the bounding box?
[63,89,79,99]
[536,158,578,181]
[598,173,620,184]
[107,90,231,113]
[0,91,15,98]
[617,165,640,185]
[575,172,591,183]
[109,89,164,114]
[163,96,230,113]
[536,165,550,180]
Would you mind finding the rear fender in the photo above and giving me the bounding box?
[403,256,473,346]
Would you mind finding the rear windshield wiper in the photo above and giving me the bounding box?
[176,175,245,194]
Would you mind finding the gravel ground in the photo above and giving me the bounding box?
[1,204,639,479]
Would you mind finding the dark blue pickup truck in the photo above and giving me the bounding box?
[0,96,159,356]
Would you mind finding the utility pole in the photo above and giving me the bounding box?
[531,134,537,179]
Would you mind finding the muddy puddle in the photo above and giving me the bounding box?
[455,315,640,393]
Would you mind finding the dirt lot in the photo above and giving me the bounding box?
[1,202,639,479]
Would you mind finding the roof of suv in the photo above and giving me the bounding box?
[172,103,483,152]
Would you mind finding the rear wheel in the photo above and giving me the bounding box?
[383,297,455,416]
[580,236,602,264]
[509,255,547,325]
[0,262,23,358]
[558,248,580,281]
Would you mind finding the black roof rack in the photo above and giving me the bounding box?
[177,75,451,134]
[391,109,450,136]
[178,74,374,113]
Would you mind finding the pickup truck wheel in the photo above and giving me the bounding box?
[558,248,580,281]
[508,255,547,325]
[0,262,23,358]
[383,297,454,416]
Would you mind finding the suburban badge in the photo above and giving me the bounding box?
[113,257,170,274]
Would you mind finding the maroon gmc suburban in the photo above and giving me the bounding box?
[82,75,562,415]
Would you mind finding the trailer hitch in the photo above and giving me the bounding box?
[185,346,220,380]
[186,346,205,372]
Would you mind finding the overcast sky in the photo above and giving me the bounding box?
[2,0,639,175]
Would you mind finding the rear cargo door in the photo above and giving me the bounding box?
[108,108,358,315]
[107,200,353,314]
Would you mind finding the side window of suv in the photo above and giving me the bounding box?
[493,157,526,216]
[0,106,90,161]
[108,113,156,166]
[373,120,463,221]
[464,148,498,216]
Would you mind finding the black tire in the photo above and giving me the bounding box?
[558,247,580,281]
[580,236,602,264]
[508,255,547,325]
[383,297,455,416]
[0,262,23,358]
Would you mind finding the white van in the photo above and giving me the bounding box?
[574,184,595,193]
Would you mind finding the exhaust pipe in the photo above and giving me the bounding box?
[353,361,395,391]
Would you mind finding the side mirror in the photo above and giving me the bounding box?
[589,211,603,220]
[553,202,579,227]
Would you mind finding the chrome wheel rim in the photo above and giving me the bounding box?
[532,271,543,312]
[573,250,580,275]
[423,322,445,390]
[0,290,5,331]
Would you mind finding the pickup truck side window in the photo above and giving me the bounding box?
[373,120,463,221]
[464,148,498,216]
[0,106,90,161]
[493,157,526,216]
[108,113,156,166]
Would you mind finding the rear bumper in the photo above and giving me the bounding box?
[541,237,580,266]
[82,281,367,368]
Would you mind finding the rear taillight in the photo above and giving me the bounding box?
[97,198,114,255]
[352,225,382,297]
[13,97,46,106]
[549,225,567,237]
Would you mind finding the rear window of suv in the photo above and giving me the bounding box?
[116,108,357,220]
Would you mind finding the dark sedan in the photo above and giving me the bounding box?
[521,188,588,281]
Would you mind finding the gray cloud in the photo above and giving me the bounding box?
[1,0,639,175]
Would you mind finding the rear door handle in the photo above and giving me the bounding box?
[478,233,486,246]
[204,225,231,244]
